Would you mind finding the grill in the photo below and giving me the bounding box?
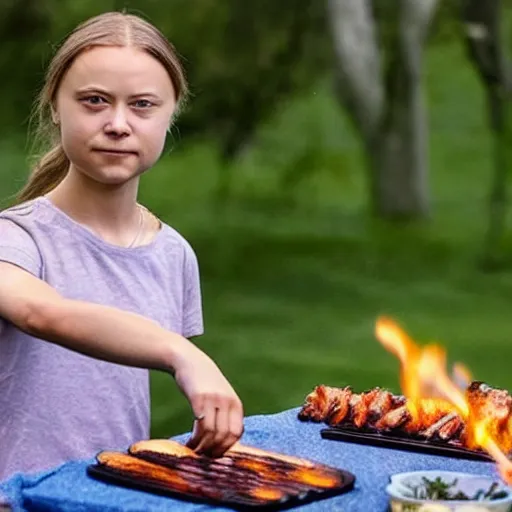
[87,443,356,510]
[321,426,495,462]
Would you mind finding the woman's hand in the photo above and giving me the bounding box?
[173,348,244,458]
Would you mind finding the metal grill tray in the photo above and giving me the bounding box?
[87,449,356,510]
[321,427,495,462]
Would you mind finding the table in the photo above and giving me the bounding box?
[0,408,498,511]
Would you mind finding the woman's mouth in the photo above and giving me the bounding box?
[93,148,138,156]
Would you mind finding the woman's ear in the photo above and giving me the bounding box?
[51,105,60,125]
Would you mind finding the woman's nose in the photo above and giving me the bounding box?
[104,106,131,137]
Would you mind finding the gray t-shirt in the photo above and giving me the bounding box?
[0,196,203,482]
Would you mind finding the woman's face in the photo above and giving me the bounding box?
[53,45,176,186]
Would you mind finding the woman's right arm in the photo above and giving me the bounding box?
[0,261,244,457]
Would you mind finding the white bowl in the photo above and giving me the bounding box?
[386,471,512,512]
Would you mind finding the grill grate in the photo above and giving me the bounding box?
[87,444,356,510]
[321,426,494,462]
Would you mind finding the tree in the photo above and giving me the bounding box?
[159,0,331,204]
[461,0,512,269]
[326,0,440,219]
[0,0,53,129]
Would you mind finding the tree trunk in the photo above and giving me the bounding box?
[368,85,429,218]
[327,0,438,219]
[462,0,511,269]
[483,88,509,269]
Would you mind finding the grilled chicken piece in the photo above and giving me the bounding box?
[467,382,512,425]
[466,382,512,452]
[374,404,411,430]
[298,385,342,422]
[350,388,382,428]
[326,387,352,426]
[392,395,407,408]
[403,399,455,435]
[346,394,362,426]
[368,390,394,423]
[420,413,458,439]
[130,439,197,458]
[438,415,464,441]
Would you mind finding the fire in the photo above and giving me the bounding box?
[375,316,512,485]
[452,362,472,390]
[376,317,468,421]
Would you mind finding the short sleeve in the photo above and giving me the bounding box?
[182,242,204,338]
[0,219,42,277]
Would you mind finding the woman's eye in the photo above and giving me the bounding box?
[83,95,106,105]
[133,99,153,109]
[79,96,154,109]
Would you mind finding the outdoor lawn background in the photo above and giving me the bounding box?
[1,3,511,439]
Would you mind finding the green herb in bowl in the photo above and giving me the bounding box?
[387,471,512,512]
[404,477,509,502]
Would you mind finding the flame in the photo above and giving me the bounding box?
[376,317,468,420]
[375,316,512,485]
[452,362,472,390]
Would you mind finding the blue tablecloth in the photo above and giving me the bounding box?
[0,408,499,511]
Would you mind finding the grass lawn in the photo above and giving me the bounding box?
[1,40,511,440]
[146,40,512,438]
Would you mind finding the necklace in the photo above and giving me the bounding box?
[127,205,144,248]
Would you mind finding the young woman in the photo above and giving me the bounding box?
[0,11,244,482]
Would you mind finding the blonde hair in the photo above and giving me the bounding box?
[16,11,188,204]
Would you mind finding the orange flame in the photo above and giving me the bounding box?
[452,362,472,390]
[375,316,512,485]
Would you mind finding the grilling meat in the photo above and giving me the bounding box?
[326,387,352,426]
[438,415,464,441]
[298,382,512,452]
[130,439,317,470]
[95,451,286,506]
[299,385,348,423]
[130,439,197,458]
[467,382,511,425]
[93,439,352,507]
[464,381,512,451]
[374,404,410,430]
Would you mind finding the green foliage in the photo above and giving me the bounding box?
[144,43,512,437]
[430,0,464,45]
[404,477,507,501]
[0,0,332,160]
[145,0,332,158]
[0,0,476,161]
